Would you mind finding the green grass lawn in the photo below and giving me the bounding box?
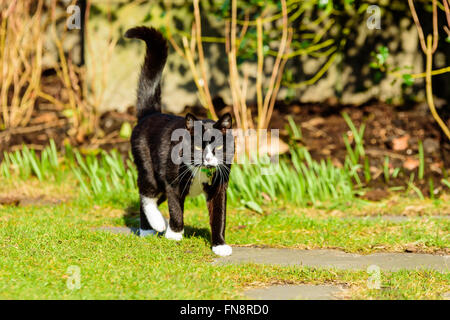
[0,177,448,299]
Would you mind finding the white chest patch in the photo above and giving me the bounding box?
[188,169,213,197]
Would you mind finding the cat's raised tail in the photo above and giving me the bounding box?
[125,26,168,119]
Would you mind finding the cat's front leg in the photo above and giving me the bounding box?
[165,188,185,241]
[207,183,232,256]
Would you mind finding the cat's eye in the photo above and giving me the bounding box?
[216,145,223,150]
[194,145,202,151]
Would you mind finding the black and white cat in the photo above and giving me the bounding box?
[125,26,234,256]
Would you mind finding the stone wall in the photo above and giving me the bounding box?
[59,0,450,113]
[42,0,84,69]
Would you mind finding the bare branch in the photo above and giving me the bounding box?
[408,0,427,53]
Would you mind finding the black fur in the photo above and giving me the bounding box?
[126,26,234,248]
[125,26,168,119]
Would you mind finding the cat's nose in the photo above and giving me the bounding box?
[204,156,218,167]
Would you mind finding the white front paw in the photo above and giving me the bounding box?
[212,244,232,256]
[150,216,167,233]
[165,225,183,241]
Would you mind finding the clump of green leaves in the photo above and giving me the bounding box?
[370,46,389,70]
[228,145,360,212]
[1,140,60,181]
[71,150,137,195]
[370,46,414,87]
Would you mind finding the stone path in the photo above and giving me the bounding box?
[94,226,138,235]
[95,226,449,300]
[216,247,449,272]
[245,284,344,300]
[218,247,448,300]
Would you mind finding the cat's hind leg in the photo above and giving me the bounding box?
[140,194,167,234]
[139,204,156,237]
[132,141,167,236]
[139,190,167,236]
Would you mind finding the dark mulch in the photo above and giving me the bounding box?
[269,100,450,197]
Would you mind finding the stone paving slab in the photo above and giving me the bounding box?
[245,284,344,300]
[94,226,138,235]
[94,226,448,300]
[215,247,449,272]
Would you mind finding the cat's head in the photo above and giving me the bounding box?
[185,113,234,168]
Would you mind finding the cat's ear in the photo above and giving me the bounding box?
[185,113,198,131]
[215,113,232,131]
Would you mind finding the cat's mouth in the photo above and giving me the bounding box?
[203,158,219,167]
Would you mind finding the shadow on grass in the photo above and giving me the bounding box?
[122,202,211,243]
[184,225,211,241]
[123,204,139,228]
